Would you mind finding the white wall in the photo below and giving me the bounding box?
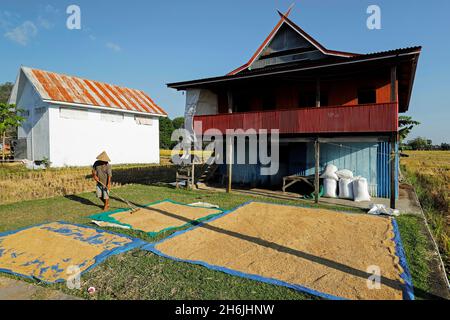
[48,105,160,167]
[16,79,50,161]
[186,89,218,116]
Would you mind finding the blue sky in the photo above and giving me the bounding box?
[0,0,449,143]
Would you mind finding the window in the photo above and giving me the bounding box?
[358,88,376,104]
[262,92,276,111]
[135,115,153,126]
[100,111,124,122]
[234,93,251,112]
[298,91,315,108]
[60,107,88,120]
[298,90,328,108]
[320,91,329,107]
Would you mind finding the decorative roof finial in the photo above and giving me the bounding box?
[277,2,295,19]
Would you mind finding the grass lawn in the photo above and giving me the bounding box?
[0,184,435,300]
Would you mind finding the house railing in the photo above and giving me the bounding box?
[194,102,398,135]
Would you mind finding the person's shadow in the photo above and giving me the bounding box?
[64,194,103,209]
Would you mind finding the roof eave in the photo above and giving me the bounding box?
[401,49,422,112]
[44,100,168,118]
[167,47,422,90]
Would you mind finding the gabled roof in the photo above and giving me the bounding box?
[228,9,359,75]
[167,10,421,113]
[10,66,167,117]
[168,46,421,113]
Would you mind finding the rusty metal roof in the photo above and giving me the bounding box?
[21,67,167,116]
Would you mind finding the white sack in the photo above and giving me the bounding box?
[188,202,220,209]
[339,178,354,199]
[336,169,354,179]
[320,164,339,181]
[353,177,371,202]
[323,178,338,198]
[368,204,400,217]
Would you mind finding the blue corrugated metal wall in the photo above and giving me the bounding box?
[302,142,379,196]
[376,142,399,198]
[377,142,390,198]
[222,140,398,198]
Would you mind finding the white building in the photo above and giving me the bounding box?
[8,66,167,167]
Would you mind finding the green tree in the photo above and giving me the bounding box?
[0,82,13,104]
[159,117,175,150]
[172,117,185,130]
[440,143,450,151]
[399,116,420,143]
[0,103,25,160]
[407,137,433,151]
[0,83,17,141]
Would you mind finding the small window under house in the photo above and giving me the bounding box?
[135,115,153,126]
[101,111,124,122]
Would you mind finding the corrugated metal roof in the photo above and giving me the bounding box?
[167,46,421,89]
[22,67,167,116]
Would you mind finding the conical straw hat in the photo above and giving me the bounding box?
[96,151,111,162]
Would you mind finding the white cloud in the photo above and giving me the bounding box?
[38,16,52,29]
[106,42,122,52]
[37,4,59,30]
[0,11,14,29]
[43,4,59,15]
[4,21,37,46]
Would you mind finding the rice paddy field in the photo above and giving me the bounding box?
[401,151,450,272]
[0,162,176,205]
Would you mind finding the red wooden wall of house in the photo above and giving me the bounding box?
[216,69,394,112]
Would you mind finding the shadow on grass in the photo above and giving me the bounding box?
[64,195,103,209]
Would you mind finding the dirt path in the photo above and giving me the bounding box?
[0,276,81,300]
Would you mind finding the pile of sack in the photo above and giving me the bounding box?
[320,164,371,202]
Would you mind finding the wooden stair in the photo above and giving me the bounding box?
[198,164,219,183]
[175,163,219,189]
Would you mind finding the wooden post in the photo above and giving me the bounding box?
[315,78,321,108]
[226,135,233,193]
[1,132,5,161]
[314,138,320,204]
[390,135,397,209]
[390,65,398,209]
[191,159,195,189]
[226,90,233,193]
[390,66,398,102]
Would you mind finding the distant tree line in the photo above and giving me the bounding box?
[159,116,184,149]
[402,137,450,151]
[398,116,448,151]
